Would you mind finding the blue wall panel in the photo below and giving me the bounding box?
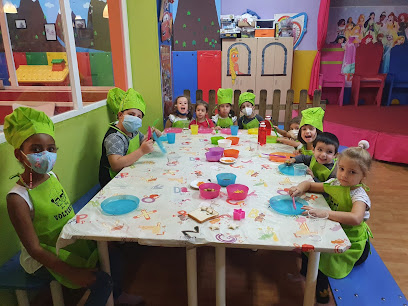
[0,53,10,86]
[172,51,197,103]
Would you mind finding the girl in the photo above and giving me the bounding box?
[99,88,159,188]
[212,88,237,129]
[4,107,112,305]
[189,100,215,129]
[275,116,301,148]
[237,92,264,129]
[295,107,324,156]
[289,140,372,304]
[165,95,193,128]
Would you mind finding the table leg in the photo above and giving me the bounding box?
[97,241,114,306]
[303,251,321,306]
[215,246,226,306]
[186,247,198,306]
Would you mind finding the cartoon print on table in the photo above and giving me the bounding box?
[173,187,189,194]
[215,233,237,243]
[303,194,318,201]
[279,177,294,185]
[141,161,155,165]
[75,214,88,224]
[133,209,158,220]
[255,213,265,223]
[189,157,201,162]
[258,226,279,241]
[152,184,164,190]
[168,177,186,184]
[330,224,342,231]
[293,243,315,252]
[261,164,272,170]
[209,214,232,224]
[139,222,165,235]
[141,194,160,203]
[89,200,100,207]
[248,208,259,219]
[193,170,203,177]
[241,160,253,164]
[173,210,189,222]
[294,216,312,238]
[254,180,267,187]
[101,220,129,232]
[163,169,179,176]
[182,226,199,239]
[229,164,244,169]
[117,173,129,178]
[226,199,246,206]
[277,188,290,195]
[332,239,349,253]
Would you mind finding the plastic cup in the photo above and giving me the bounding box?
[230,125,239,136]
[307,210,329,241]
[191,124,199,135]
[167,153,180,165]
[167,133,176,144]
[294,164,308,176]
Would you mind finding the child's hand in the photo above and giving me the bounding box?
[140,139,154,155]
[151,127,162,137]
[285,158,295,165]
[301,207,328,218]
[214,126,222,131]
[288,185,305,198]
[306,167,314,177]
[293,149,301,156]
[67,267,97,288]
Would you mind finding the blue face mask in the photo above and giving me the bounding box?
[21,151,57,174]
[123,115,142,133]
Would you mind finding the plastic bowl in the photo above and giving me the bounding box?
[266,136,278,143]
[248,128,258,135]
[226,137,240,145]
[209,147,224,155]
[216,173,237,187]
[223,149,239,158]
[205,151,222,162]
[226,184,249,201]
[218,139,232,148]
[199,183,221,199]
[211,136,224,145]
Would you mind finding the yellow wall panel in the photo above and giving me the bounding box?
[292,50,317,103]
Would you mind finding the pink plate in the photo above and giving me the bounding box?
[164,128,183,133]
[220,128,231,135]
[198,128,213,134]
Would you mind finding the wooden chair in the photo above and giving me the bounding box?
[384,43,408,106]
[351,42,386,106]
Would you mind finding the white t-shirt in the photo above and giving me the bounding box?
[7,172,57,274]
[168,114,190,124]
[326,178,371,220]
[211,114,237,124]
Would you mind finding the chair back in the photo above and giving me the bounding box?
[320,45,345,83]
[389,43,408,82]
[355,42,383,77]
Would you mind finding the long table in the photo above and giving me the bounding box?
[57,130,350,306]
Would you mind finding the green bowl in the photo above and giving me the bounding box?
[267,136,278,143]
[211,136,224,145]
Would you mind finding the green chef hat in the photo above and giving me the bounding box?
[217,88,233,105]
[238,92,256,107]
[4,107,55,149]
[107,88,146,115]
[300,107,325,131]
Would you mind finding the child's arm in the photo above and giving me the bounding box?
[288,181,325,197]
[273,125,289,137]
[276,138,299,148]
[108,139,154,172]
[302,201,366,226]
[7,194,96,287]
[151,127,162,137]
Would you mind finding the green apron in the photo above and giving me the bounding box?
[309,156,337,182]
[216,116,233,128]
[27,174,98,288]
[301,146,314,156]
[318,182,372,279]
[242,117,260,129]
[172,119,190,128]
[108,125,140,179]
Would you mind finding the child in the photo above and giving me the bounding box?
[212,88,237,129]
[295,107,325,156]
[286,132,339,182]
[4,107,112,305]
[289,140,372,304]
[189,100,215,129]
[237,92,264,129]
[165,95,193,128]
[275,116,301,148]
[99,88,160,188]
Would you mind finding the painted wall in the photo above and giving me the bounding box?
[127,0,164,131]
[0,105,112,304]
[221,0,319,50]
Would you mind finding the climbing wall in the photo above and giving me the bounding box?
[197,50,221,103]
[172,51,197,102]
[89,52,114,86]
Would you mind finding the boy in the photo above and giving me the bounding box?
[237,92,264,129]
[99,88,160,188]
[286,132,339,182]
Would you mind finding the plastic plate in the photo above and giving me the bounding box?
[219,157,236,164]
[198,128,213,134]
[269,195,308,215]
[101,195,140,215]
[278,163,295,175]
[164,128,183,133]
[190,179,207,189]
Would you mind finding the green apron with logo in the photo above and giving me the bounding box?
[301,146,314,156]
[172,119,190,128]
[27,174,98,288]
[310,156,337,182]
[216,116,233,128]
[108,125,140,179]
[242,117,260,129]
[319,182,372,279]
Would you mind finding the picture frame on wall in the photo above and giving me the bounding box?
[44,23,57,41]
[74,19,86,29]
[15,19,27,29]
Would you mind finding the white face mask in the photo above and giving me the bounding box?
[242,107,253,116]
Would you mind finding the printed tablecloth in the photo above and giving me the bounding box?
[57,131,350,254]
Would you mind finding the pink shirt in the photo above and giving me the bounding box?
[189,118,215,128]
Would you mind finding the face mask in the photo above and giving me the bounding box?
[123,115,142,133]
[242,107,253,116]
[21,151,57,174]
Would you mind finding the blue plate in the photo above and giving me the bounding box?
[278,163,295,175]
[101,195,140,215]
[153,132,167,153]
[269,195,308,215]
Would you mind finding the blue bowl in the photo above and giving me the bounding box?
[216,173,237,187]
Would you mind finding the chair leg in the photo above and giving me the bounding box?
[377,83,385,107]
[15,289,30,306]
[339,86,345,106]
[387,84,393,106]
[50,280,64,306]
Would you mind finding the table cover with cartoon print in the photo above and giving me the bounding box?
[57,131,350,306]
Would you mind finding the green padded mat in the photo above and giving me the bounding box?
[26,52,48,65]
[89,52,114,86]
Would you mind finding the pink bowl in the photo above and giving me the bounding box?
[226,184,249,201]
[198,128,213,134]
[220,128,232,135]
[209,147,224,155]
[199,183,221,199]
[205,151,222,162]
[164,128,183,133]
